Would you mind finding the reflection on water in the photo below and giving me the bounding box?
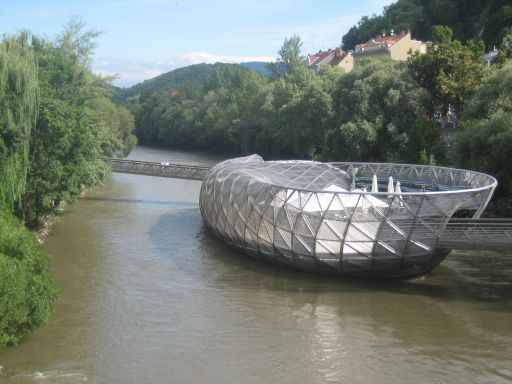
[0,147,511,384]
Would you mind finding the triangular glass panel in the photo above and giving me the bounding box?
[345,223,375,242]
[317,221,339,241]
[246,208,261,232]
[299,192,313,211]
[274,227,292,250]
[342,241,374,259]
[373,241,397,258]
[304,213,322,235]
[244,226,257,245]
[316,239,341,257]
[275,206,292,231]
[316,192,335,213]
[257,219,272,242]
[263,202,275,222]
[257,238,274,257]
[262,219,274,243]
[293,214,314,237]
[292,234,313,255]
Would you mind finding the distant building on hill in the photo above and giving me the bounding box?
[353,30,426,64]
[306,31,425,74]
[307,47,354,73]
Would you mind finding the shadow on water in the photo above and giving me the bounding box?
[149,209,512,310]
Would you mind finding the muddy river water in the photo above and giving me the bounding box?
[1,146,511,383]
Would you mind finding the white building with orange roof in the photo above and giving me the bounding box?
[307,47,354,73]
[353,30,426,64]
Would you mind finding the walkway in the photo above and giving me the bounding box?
[106,158,209,180]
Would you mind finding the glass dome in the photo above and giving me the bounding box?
[199,155,497,278]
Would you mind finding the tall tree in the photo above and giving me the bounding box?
[267,35,306,80]
[454,61,512,215]
[0,32,39,212]
[23,19,136,225]
[0,33,57,348]
[407,25,484,115]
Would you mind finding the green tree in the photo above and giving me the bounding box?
[23,19,135,225]
[0,32,39,212]
[454,62,512,214]
[320,59,430,162]
[404,118,445,164]
[407,26,484,115]
[492,32,512,66]
[267,35,306,80]
[341,0,512,51]
[0,208,58,346]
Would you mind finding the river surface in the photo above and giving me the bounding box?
[1,146,511,384]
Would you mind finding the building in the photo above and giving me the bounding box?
[331,48,354,72]
[353,30,426,64]
[307,48,336,71]
[306,31,425,74]
[307,47,354,73]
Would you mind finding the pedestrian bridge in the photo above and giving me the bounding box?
[104,158,512,253]
[106,158,209,180]
[439,218,512,251]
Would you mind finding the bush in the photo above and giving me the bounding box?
[0,207,58,346]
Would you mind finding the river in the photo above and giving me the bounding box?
[1,146,511,384]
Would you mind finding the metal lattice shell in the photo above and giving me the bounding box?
[199,155,497,278]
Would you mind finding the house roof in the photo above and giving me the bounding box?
[330,51,350,66]
[307,49,335,66]
[355,31,407,50]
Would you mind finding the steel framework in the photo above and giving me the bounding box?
[106,158,209,180]
[199,155,499,278]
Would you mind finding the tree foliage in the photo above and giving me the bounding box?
[320,59,432,162]
[0,33,39,212]
[407,26,484,115]
[0,207,58,347]
[0,21,137,345]
[266,35,305,80]
[22,19,136,226]
[341,0,512,51]
[131,16,510,214]
[454,62,512,214]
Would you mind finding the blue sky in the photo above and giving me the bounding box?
[0,0,394,87]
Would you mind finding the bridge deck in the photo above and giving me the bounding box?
[439,218,512,251]
[105,158,512,252]
[106,158,210,180]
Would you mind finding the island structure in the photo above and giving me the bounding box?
[199,155,497,278]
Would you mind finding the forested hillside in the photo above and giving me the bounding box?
[342,0,511,50]
[113,62,266,102]
[0,20,137,346]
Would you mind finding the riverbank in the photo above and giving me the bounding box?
[32,188,94,244]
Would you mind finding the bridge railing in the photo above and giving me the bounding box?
[104,158,210,180]
[439,218,512,251]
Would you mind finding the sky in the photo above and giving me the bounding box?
[0,0,394,87]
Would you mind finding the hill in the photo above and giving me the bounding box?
[240,61,271,76]
[342,0,512,51]
[114,62,270,102]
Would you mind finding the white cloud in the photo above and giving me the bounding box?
[92,58,176,87]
